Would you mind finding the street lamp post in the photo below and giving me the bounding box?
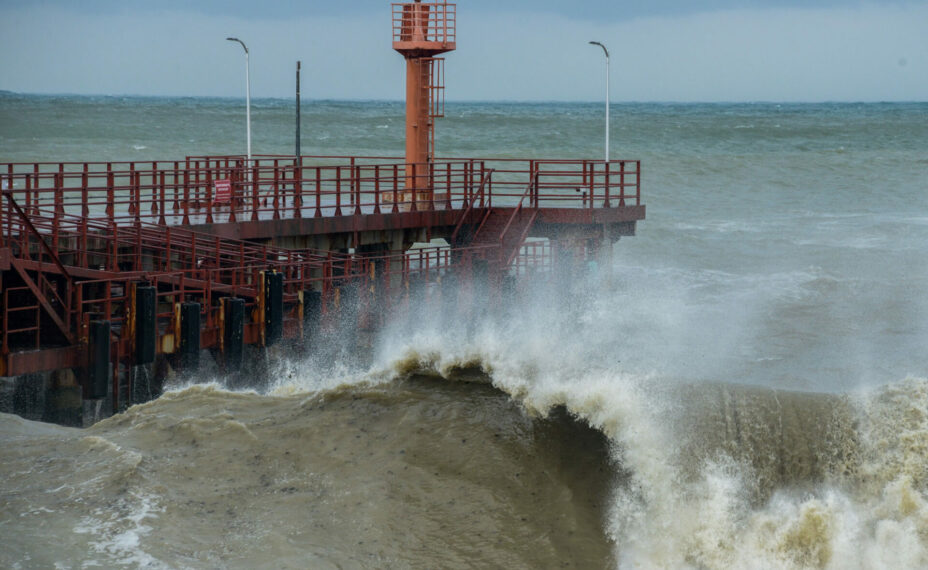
[589,41,610,163]
[226,37,252,165]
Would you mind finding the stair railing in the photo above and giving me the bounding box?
[2,191,74,342]
[497,170,539,249]
[450,168,494,245]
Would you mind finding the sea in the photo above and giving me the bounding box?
[1,94,928,569]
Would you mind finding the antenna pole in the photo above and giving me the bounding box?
[296,60,301,164]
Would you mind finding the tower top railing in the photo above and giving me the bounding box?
[392,2,456,54]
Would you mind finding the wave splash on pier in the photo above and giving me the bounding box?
[372,307,928,569]
[6,298,928,569]
[3,100,928,568]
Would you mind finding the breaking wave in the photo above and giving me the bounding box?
[384,342,928,569]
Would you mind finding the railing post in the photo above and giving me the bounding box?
[52,171,62,249]
[483,161,490,208]
[392,164,399,214]
[583,160,589,194]
[294,163,303,218]
[81,163,89,219]
[172,161,180,212]
[335,167,343,217]
[134,169,142,223]
[134,219,142,271]
[532,161,539,207]
[205,168,214,224]
[109,224,118,271]
[21,170,31,218]
[0,180,5,250]
[528,159,535,204]
[31,164,40,216]
[445,162,452,211]
[349,157,357,214]
[272,163,281,220]
[603,161,611,208]
[314,167,322,218]
[156,170,166,225]
[56,162,65,217]
[373,165,381,214]
[619,161,626,207]
[251,162,259,221]
[192,160,202,210]
[588,161,595,211]
[182,163,190,225]
[106,163,115,221]
[147,161,156,219]
[353,164,362,216]
[127,162,137,216]
[464,160,472,205]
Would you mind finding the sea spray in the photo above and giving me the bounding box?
[368,307,928,569]
[3,98,928,568]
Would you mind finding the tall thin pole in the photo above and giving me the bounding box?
[245,48,251,163]
[227,37,252,164]
[605,52,610,162]
[589,41,610,162]
[296,61,301,163]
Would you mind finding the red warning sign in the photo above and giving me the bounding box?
[214,179,232,204]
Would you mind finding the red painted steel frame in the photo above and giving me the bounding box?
[0,152,643,415]
[1,157,640,231]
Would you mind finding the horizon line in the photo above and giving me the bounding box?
[1,90,926,106]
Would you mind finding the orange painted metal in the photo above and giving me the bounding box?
[393,2,456,200]
[1,153,642,397]
[0,152,643,414]
[0,0,648,408]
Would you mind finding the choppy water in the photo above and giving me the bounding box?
[2,94,928,568]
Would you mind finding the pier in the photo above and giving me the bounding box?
[0,2,645,425]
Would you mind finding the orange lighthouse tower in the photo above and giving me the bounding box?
[392,1,456,203]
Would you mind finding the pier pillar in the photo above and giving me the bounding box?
[302,289,323,343]
[87,320,111,399]
[356,244,390,334]
[179,302,201,370]
[222,297,245,371]
[264,271,284,346]
[43,368,82,427]
[132,284,157,365]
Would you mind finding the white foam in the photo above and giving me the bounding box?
[73,490,166,568]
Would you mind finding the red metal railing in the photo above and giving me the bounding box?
[393,2,457,45]
[1,156,639,234]
[450,168,494,244]
[1,203,549,361]
[1,152,635,383]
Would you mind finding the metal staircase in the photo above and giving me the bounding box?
[468,175,539,268]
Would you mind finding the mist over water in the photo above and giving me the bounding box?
[2,95,928,568]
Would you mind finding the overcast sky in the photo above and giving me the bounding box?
[0,0,925,102]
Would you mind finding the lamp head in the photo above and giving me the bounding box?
[226,37,248,54]
[589,41,609,58]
